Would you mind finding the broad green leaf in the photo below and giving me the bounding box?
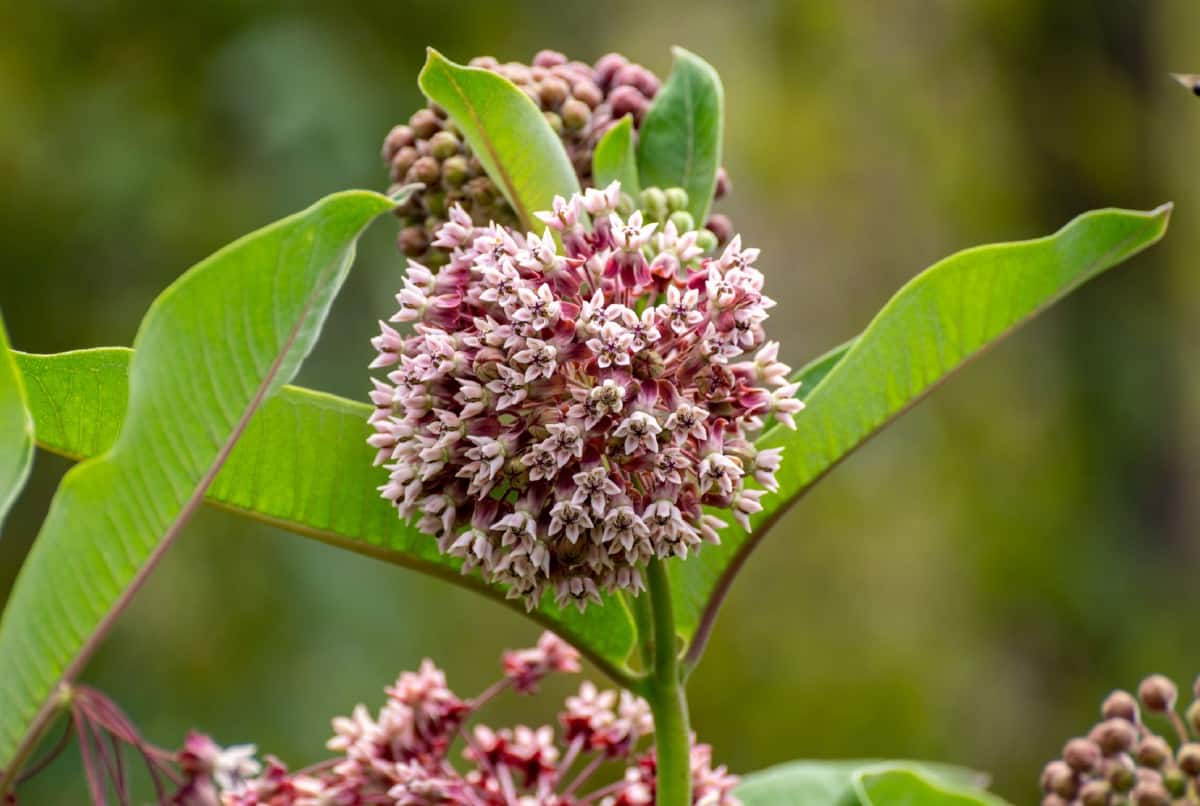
[672,206,1172,646]
[593,115,640,195]
[736,760,991,806]
[0,190,398,776]
[854,766,1010,806]
[14,348,638,679]
[636,47,724,223]
[0,310,34,534]
[419,49,580,230]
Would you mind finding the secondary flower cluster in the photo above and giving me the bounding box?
[382,49,731,264]
[173,632,740,806]
[1041,673,1200,806]
[368,182,800,610]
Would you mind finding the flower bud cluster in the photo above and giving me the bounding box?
[173,632,739,806]
[381,49,732,264]
[368,182,801,611]
[1041,673,1200,805]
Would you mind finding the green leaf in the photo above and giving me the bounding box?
[592,115,640,195]
[14,347,638,681]
[0,310,34,534]
[419,49,580,230]
[673,205,1172,647]
[735,760,996,806]
[636,47,724,223]
[854,766,1011,805]
[0,190,398,777]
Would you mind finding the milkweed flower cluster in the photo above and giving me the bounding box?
[1040,673,1200,806]
[367,181,802,610]
[172,632,740,806]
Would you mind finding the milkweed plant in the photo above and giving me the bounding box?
[0,47,1178,806]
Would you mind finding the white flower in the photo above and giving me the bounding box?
[664,403,709,442]
[513,338,558,381]
[212,744,262,794]
[549,500,594,544]
[581,180,622,215]
[485,365,528,410]
[657,285,704,334]
[586,321,634,368]
[609,210,658,251]
[613,411,661,454]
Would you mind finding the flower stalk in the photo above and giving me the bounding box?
[645,557,693,806]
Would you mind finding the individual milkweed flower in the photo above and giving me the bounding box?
[367,182,801,610]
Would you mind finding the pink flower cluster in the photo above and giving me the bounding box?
[174,632,739,806]
[368,181,801,610]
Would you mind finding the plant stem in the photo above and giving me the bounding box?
[645,558,691,806]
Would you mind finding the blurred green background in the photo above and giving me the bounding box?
[2,1,1199,801]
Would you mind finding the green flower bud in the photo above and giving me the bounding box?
[429,130,460,160]
[442,155,469,187]
[424,190,448,218]
[1187,700,1200,735]
[695,228,719,254]
[561,98,591,131]
[616,192,636,217]
[668,210,696,233]
[638,187,669,221]
[1107,757,1136,792]
[664,187,690,213]
[1163,766,1187,797]
[543,111,563,135]
[407,156,441,185]
[1079,780,1110,806]
[409,108,441,140]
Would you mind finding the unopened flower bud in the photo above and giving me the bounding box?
[705,213,734,245]
[609,85,649,121]
[638,187,669,221]
[1078,780,1110,806]
[533,49,567,68]
[544,111,563,135]
[390,146,419,183]
[1184,701,1200,738]
[408,156,441,185]
[1103,690,1140,723]
[383,125,415,162]
[561,98,590,130]
[428,131,460,160]
[594,52,629,89]
[539,77,570,108]
[715,167,731,198]
[695,229,719,254]
[1107,757,1136,792]
[1137,737,1172,768]
[1164,766,1188,797]
[1178,743,1200,776]
[466,177,499,206]
[409,108,442,139]
[572,79,603,108]
[1091,718,1137,756]
[1131,780,1171,806]
[668,211,695,234]
[1041,797,1068,806]
[665,187,689,213]
[398,226,429,257]
[614,63,660,97]
[1041,760,1077,797]
[442,155,469,187]
[1064,738,1103,773]
[1139,675,1178,713]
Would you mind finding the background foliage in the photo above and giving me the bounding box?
[1,1,1198,801]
